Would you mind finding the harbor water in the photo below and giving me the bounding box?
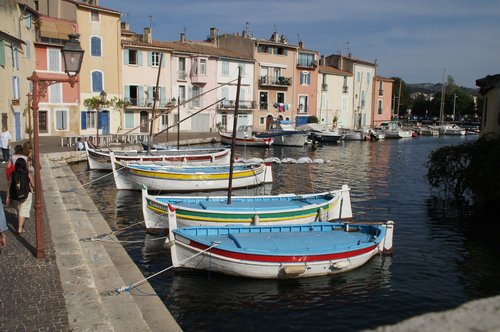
[71,136,500,332]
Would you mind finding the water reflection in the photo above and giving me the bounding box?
[71,136,500,332]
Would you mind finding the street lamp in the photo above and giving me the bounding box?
[28,33,84,259]
[96,90,107,147]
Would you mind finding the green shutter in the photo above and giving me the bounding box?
[147,52,152,66]
[138,51,143,66]
[124,49,129,65]
[0,39,4,66]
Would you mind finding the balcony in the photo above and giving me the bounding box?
[296,60,317,69]
[379,89,384,96]
[217,100,255,111]
[322,84,328,91]
[342,86,349,93]
[259,75,292,87]
[191,73,208,84]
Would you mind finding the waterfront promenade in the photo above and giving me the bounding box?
[0,133,499,331]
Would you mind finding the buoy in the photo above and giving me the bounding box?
[282,265,306,275]
[331,260,350,269]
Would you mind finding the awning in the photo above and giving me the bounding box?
[40,20,75,39]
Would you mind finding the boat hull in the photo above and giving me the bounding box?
[85,143,230,170]
[111,155,273,191]
[142,185,353,231]
[219,131,273,147]
[168,220,395,279]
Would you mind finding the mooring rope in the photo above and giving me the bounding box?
[79,220,146,243]
[110,241,220,295]
[79,165,125,187]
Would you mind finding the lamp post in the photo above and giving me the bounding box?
[28,34,84,259]
[96,90,107,147]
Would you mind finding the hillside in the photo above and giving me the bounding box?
[408,83,478,95]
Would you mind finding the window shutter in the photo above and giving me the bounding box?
[138,51,143,66]
[160,87,166,105]
[124,85,130,101]
[12,76,16,98]
[147,52,152,67]
[124,49,129,65]
[0,40,4,66]
[81,111,87,129]
[138,85,144,105]
[148,86,153,104]
[56,110,62,130]
[92,71,103,92]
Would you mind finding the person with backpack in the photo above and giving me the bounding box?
[5,158,34,235]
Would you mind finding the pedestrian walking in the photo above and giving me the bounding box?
[0,125,12,163]
[6,158,34,235]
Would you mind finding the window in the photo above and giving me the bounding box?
[178,58,187,79]
[300,71,310,85]
[367,73,371,83]
[239,63,246,77]
[178,85,186,103]
[298,53,314,67]
[356,72,360,82]
[48,48,60,71]
[221,61,229,76]
[87,111,96,129]
[49,83,62,103]
[12,76,20,99]
[91,37,102,57]
[259,92,268,110]
[125,110,134,128]
[129,50,137,65]
[277,92,284,104]
[91,10,99,22]
[199,59,206,75]
[192,86,201,107]
[259,117,265,125]
[151,51,160,66]
[56,110,68,130]
[378,100,383,114]
[25,14,32,29]
[91,71,103,92]
[342,95,348,113]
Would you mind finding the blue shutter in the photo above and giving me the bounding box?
[92,71,103,92]
[147,52,152,67]
[138,51,143,66]
[91,37,101,56]
[12,77,16,98]
[124,49,129,65]
[81,111,87,129]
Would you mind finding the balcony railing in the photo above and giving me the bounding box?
[379,89,384,96]
[296,61,317,68]
[178,70,187,80]
[259,75,292,87]
[342,86,348,93]
[217,100,255,110]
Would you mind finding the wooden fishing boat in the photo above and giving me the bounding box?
[219,125,273,147]
[110,152,273,191]
[84,141,230,170]
[141,184,353,231]
[165,205,394,279]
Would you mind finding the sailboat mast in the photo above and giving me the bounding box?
[148,53,163,154]
[227,66,242,204]
[439,69,446,124]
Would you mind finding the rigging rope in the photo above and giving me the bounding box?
[111,241,220,295]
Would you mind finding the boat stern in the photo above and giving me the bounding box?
[380,220,395,254]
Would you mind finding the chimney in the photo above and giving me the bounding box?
[209,27,218,46]
[298,41,303,49]
[180,32,186,42]
[143,27,152,43]
[271,31,279,42]
[120,22,129,31]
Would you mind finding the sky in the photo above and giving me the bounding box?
[102,0,500,88]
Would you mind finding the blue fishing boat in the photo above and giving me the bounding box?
[142,184,352,231]
[166,205,394,279]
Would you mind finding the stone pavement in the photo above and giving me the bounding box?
[0,133,215,331]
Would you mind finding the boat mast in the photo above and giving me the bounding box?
[439,69,446,124]
[147,53,163,154]
[227,66,242,204]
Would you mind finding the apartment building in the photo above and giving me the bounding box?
[295,42,319,126]
[317,65,354,129]
[217,30,298,131]
[0,0,37,141]
[373,76,394,127]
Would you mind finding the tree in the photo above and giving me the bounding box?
[390,77,412,116]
